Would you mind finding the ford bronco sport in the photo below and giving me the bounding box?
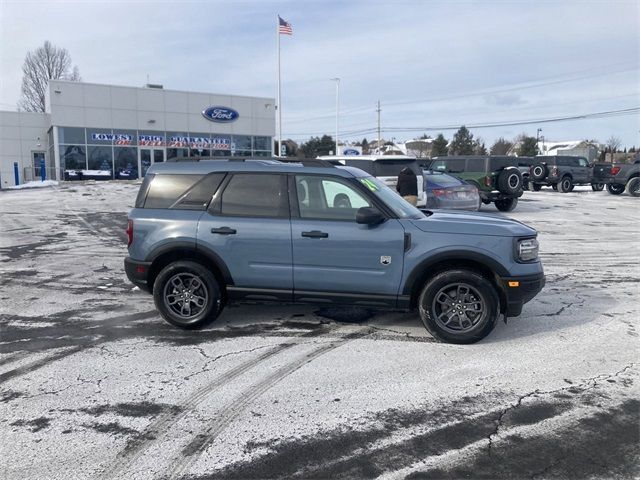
[125,158,545,344]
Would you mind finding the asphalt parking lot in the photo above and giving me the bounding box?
[1,182,638,479]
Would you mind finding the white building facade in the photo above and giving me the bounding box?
[0,80,275,188]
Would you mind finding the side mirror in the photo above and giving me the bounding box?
[356,207,385,225]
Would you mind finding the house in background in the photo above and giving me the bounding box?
[538,140,600,162]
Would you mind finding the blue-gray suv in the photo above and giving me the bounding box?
[125,158,545,344]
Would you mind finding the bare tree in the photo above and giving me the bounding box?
[490,137,513,155]
[18,41,81,113]
[606,135,622,153]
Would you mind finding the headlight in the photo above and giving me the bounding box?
[517,238,539,262]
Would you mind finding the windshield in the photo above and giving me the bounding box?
[359,176,424,219]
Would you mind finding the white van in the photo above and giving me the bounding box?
[317,155,426,207]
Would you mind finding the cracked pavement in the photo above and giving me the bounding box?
[0,182,638,479]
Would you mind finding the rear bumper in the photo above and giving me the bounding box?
[124,257,152,292]
[499,272,545,317]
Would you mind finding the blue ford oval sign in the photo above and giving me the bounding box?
[343,148,360,156]
[202,106,239,123]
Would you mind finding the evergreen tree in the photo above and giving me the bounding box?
[517,136,538,156]
[431,134,449,156]
[361,138,369,154]
[449,126,475,155]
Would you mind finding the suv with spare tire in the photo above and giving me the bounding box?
[429,156,524,211]
[124,157,545,344]
[529,155,599,192]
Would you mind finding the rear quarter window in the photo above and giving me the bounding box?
[141,173,224,210]
[431,159,465,173]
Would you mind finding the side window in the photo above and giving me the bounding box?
[143,174,204,209]
[556,158,570,167]
[578,158,589,167]
[467,158,485,171]
[296,175,371,221]
[170,173,225,210]
[220,174,288,218]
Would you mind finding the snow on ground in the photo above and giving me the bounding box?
[5,180,59,190]
[0,181,638,479]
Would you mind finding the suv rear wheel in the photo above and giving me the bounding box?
[153,260,222,329]
[606,183,625,195]
[532,183,542,191]
[418,270,499,344]
[494,197,518,212]
[497,167,523,194]
[559,176,573,193]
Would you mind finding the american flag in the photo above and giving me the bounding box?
[278,16,293,35]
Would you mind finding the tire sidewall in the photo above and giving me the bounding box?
[560,177,573,193]
[498,167,522,194]
[531,164,547,181]
[607,183,625,195]
[418,270,499,344]
[153,261,221,329]
[627,178,640,197]
[495,197,517,212]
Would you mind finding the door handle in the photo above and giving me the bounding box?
[211,227,237,235]
[301,230,329,239]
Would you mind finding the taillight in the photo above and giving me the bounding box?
[126,219,133,247]
[611,166,621,175]
[432,189,446,197]
[484,176,492,187]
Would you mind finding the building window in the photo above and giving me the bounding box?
[58,127,86,145]
[87,128,114,145]
[167,148,189,160]
[253,136,271,154]
[60,145,86,170]
[233,135,252,156]
[114,147,138,179]
[88,146,113,173]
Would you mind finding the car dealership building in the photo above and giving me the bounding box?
[0,80,276,188]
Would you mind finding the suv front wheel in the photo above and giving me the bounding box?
[153,261,222,329]
[418,270,499,344]
[559,176,573,193]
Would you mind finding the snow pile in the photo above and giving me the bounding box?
[5,180,59,190]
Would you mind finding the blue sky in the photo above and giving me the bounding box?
[1,0,638,148]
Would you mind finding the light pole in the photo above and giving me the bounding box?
[536,128,542,154]
[331,78,340,155]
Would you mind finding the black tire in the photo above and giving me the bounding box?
[522,179,530,191]
[530,163,548,181]
[559,176,573,193]
[418,269,500,344]
[552,183,558,191]
[497,167,523,194]
[494,197,518,212]
[627,177,640,197]
[532,183,542,192]
[606,183,625,195]
[591,183,605,191]
[153,260,222,329]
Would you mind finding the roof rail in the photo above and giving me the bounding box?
[276,158,336,168]
[166,156,250,163]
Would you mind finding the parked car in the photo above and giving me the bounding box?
[429,156,524,212]
[529,155,600,192]
[125,158,545,344]
[423,170,480,211]
[318,155,427,207]
[592,159,640,196]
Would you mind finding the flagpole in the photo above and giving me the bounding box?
[276,15,282,157]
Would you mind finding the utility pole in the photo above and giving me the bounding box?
[376,100,381,153]
[536,128,542,155]
[331,78,340,155]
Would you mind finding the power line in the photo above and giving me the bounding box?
[285,106,640,140]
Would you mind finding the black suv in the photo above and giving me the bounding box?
[529,155,597,192]
[429,156,525,211]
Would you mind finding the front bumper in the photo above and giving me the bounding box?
[124,257,152,292]
[499,272,545,317]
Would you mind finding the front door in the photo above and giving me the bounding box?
[291,174,406,307]
[32,151,46,180]
[139,148,165,177]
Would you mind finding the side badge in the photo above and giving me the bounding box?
[380,256,391,265]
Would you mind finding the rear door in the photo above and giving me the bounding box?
[576,157,590,183]
[197,173,293,301]
[290,174,406,306]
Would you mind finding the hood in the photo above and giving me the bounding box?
[410,210,536,237]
